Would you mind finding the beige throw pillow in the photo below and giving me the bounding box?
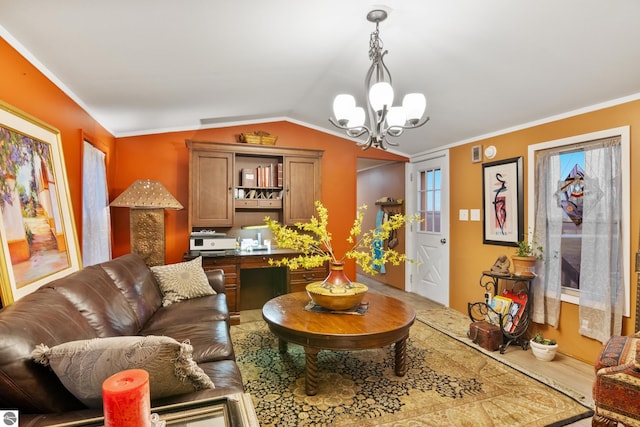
[151,256,215,307]
[32,335,215,408]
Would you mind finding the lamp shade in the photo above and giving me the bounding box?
[386,106,407,127]
[348,106,366,127]
[402,93,427,122]
[333,94,356,122]
[110,179,183,210]
[369,82,394,112]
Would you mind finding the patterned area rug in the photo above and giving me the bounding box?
[230,318,594,426]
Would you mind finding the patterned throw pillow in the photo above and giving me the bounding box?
[32,335,215,408]
[151,256,215,307]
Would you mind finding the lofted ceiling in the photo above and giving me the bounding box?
[1,1,640,157]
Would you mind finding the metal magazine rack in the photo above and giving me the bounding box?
[468,271,534,354]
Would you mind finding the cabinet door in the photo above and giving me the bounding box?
[284,156,321,225]
[190,150,233,227]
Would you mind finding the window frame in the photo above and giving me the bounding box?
[527,126,630,316]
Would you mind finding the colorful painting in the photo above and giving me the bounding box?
[482,157,523,246]
[0,101,81,306]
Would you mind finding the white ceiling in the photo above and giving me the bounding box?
[1,0,640,157]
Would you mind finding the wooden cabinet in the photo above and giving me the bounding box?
[186,140,323,229]
[284,155,321,225]
[199,255,241,324]
[189,150,233,227]
[288,265,328,293]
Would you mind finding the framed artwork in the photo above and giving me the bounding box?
[482,156,523,246]
[0,101,81,306]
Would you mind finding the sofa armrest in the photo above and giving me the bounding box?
[206,269,226,294]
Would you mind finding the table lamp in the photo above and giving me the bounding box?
[110,179,183,266]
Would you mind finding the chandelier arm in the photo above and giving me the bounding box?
[328,118,372,139]
[387,116,430,136]
[356,135,375,150]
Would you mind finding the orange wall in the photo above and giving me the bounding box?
[0,37,115,249]
[112,124,408,279]
[449,100,640,364]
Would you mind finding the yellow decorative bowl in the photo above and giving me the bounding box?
[306,281,368,311]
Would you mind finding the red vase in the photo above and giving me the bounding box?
[321,261,352,289]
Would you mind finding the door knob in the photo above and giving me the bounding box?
[440,238,447,244]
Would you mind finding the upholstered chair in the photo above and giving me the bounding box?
[592,333,640,426]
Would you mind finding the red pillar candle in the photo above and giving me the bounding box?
[102,369,151,427]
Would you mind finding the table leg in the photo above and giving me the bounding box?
[394,337,407,377]
[278,338,288,353]
[304,346,319,396]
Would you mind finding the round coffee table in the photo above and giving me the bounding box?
[262,291,416,395]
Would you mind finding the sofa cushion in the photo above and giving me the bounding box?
[42,265,139,337]
[0,288,99,414]
[100,253,164,329]
[141,315,235,363]
[151,257,215,307]
[32,336,215,408]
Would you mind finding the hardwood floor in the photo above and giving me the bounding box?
[239,275,595,426]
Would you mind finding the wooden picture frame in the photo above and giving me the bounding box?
[482,156,524,246]
[0,101,81,306]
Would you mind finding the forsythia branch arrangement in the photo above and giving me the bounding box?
[264,201,421,275]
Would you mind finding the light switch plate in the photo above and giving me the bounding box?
[470,209,481,221]
[459,209,469,221]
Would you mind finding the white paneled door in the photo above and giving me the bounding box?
[406,152,449,306]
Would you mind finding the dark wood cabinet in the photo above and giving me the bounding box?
[186,140,323,229]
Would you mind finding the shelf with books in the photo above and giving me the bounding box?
[467,271,534,354]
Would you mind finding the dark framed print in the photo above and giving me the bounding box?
[0,101,81,306]
[482,156,524,246]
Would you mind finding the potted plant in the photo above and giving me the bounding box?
[530,333,558,361]
[512,234,543,277]
[264,201,420,310]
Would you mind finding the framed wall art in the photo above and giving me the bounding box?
[482,156,524,246]
[0,101,81,307]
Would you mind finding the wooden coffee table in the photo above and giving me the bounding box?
[262,291,416,395]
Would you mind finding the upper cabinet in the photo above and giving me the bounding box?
[186,140,323,230]
[189,149,234,228]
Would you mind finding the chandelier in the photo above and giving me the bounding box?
[329,9,429,150]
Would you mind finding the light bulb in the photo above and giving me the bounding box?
[369,82,394,112]
[386,106,406,127]
[333,94,356,125]
[402,93,426,125]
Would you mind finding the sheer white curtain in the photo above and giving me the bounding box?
[531,137,623,342]
[82,141,111,266]
[532,151,563,326]
[579,139,623,342]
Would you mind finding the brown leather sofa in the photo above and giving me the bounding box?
[0,253,244,426]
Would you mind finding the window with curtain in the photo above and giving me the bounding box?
[82,141,111,266]
[529,128,630,344]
